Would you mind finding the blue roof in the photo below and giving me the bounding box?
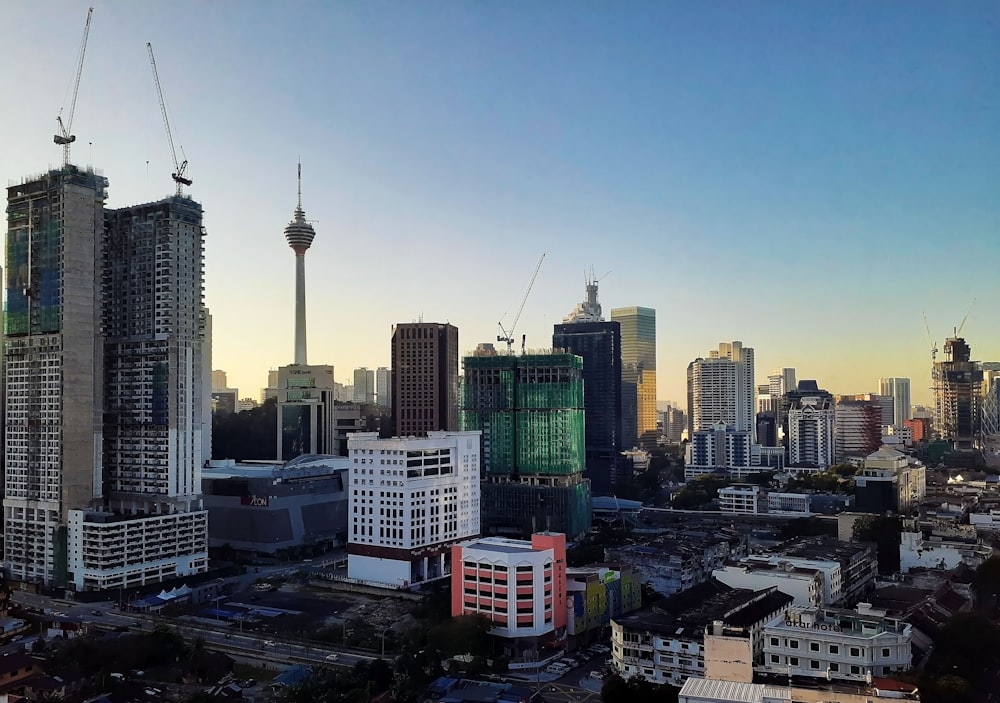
[273,665,312,687]
[592,495,643,511]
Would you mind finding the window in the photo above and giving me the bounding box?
[882,647,891,658]
[850,647,861,658]
[770,637,779,647]
[789,639,799,649]
[810,642,820,652]
[850,665,861,675]
[829,644,840,655]
[810,660,820,670]
[830,663,839,672]
[789,657,799,666]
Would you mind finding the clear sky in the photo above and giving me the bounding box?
[3,1,998,407]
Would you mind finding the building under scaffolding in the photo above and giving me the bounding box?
[4,167,209,592]
[932,337,983,449]
[461,350,592,539]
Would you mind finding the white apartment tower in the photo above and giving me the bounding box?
[4,167,209,591]
[788,396,836,469]
[347,431,481,588]
[878,378,911,427]
[688,341,755,438]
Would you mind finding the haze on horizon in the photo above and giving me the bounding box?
[2,1,997,408]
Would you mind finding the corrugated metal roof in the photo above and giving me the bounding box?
[678,677,792,703]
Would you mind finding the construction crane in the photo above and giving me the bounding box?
[54,7,94,167]
[147,42,192,196]
[498,253,545,354]
[923,313,938,362]
[955,297,976,337]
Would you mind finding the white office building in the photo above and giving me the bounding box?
[713,563,824,607]
[760,604,912,682]
[718,485,811,516]
[347,431,481,587]
[788,396,836,469]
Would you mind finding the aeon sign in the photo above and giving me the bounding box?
[240,495,270,507]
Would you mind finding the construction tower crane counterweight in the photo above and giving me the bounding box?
[498,253,546,354]
[54,7,94,167]
[147,42,192,196]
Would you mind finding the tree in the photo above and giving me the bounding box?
[972,556,1000,616]
[427,614,493,657]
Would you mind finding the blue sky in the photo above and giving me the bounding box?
[2,1,998,406]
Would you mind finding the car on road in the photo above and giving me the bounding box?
[242,679,256,688]
[545,663,570,675]
[91,610,103,616]
[591,644,610,654]
[325,653,340,661]
[263,640,275,647]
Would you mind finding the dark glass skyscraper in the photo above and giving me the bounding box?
[553,320,623,495]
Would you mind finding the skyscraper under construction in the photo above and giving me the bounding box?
[4,167,209,591]
[461,348,592,539]
[933,337,983,449]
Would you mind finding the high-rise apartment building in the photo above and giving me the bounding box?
[687,341,755,438]
[391,322,459,436]
[353,367,375,404]
[878,378,911,427]
[375,366,392,409]
[461,350,592,539]
[932,337,983,448]
[553,279,623,495]
[787,396,835,469]
[610,307,656,449]
[768,368,797,400]
[4,166,209,591]
[211,370,228,390]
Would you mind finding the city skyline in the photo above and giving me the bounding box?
[3,2,998,408]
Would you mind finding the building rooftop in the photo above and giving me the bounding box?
[203,455,349,481]
[615,580,790,641]
[679,677,791,703]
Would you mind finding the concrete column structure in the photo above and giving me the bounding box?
[284,163,316,366]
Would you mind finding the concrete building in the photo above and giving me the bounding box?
[211,388,239,416]
[611,580,793,688]
[717,485,811,516]
[353,367,375,404]
[687,342,756,439]
[684,424,782,480]
[451,532,566,641]
[347,431,481,587]
[553,278,624,494]
[275,364,337,460]
[201,455,349,557]
[4,167,211,592]
[375,366,392,409]
[565,564,642,637]
[679,677,920,703]
[854,446,926,514]
[899,520,993,573]
[933,337,983,448]
[611,306,656,449]
[760,604,912,682]
[879,378,911,428]
[769,368,797,403]
[607,530,748,597]
[774,538,877,606]
[835,399,883,463]
[391,322,459,436]
[787,395,835,469]
[461,350,592,539]
[211,370,229,390]
[713,562,825,607]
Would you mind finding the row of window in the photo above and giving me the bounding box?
[770,637,893,659]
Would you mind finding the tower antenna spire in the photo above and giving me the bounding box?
[297,159,302,210]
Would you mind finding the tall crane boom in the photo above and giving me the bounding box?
[498,253,546,354]
[147,42,192,196]
[54,7,94,167]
